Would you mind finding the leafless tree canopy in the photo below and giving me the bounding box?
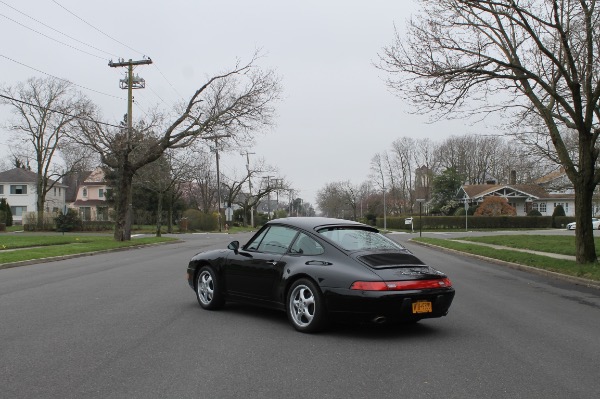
[378,0,600,262]
[0,76,92,226]
[72,53,281,241]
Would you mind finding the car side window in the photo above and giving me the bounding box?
[255,225,298,254]
[290,233,324,256]
[246,228,269,251]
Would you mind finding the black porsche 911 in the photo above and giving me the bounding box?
[186,217,455,333]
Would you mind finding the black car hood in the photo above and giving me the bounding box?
[353,250,445,279]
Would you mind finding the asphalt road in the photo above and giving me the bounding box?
[1,231,599,399]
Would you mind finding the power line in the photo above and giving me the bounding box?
[0,0,120,58]
[153,64,186,102]
[0,93,121,128]
[51,0,145,57]
[0,12,106,60]
[47,1,184,106]
[0,54,125,101]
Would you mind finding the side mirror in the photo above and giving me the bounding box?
[228,241,240,253]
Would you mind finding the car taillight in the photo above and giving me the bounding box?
[350,277,452,291]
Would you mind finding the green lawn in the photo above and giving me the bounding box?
[413,235,600,282]
[448,235,600,257]
[0,235,178,265]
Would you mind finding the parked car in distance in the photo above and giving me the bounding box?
[567,218,600,230]
[186,217,455,333]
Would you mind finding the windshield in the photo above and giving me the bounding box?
[317,227,404,251]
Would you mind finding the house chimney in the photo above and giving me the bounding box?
[510,170,516,185]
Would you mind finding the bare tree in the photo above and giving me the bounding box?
[135,148,195,236]
[379,1,600,263]
[224,157,280,226]
[0,76,91,227]
[76,55,281,241]
[316,182,347,218]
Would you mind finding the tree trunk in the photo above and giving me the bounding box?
[574,185,596,263]
[574,133,598,263]
[156,191,163,237]
[113,166,134,241]
[167,193,173,234]
[36,175,45,229]
[36,193,45,229]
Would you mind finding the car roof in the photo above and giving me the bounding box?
[266,217,377,232]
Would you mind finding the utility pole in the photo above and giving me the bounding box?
[203,134,231,232]
[242,151,255,228]
[272,178,282,217]
[262,176,274,220]
[109,58,152,142]
[108,57,152,240]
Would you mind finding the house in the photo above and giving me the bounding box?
[0,168,67,224]
[457,183,579,216]
[64,167,112,221]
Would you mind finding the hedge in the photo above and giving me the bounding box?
[376,215,575,230]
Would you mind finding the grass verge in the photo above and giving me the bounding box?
[448,235,600,257]
[414,237,600,282]
[0,235,177,265]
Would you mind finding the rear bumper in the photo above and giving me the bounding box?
[323,287,455,323]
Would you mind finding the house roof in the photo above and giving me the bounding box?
[0,167,65,187]
[63,171,92,203]
[460,184,550,200]
[534,167,566,184]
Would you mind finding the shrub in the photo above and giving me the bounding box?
[551,204,566,227]
[527,209,543,216]
[0,198,12,226]
[54,209,83,232]
[552,204,566,217]
[474,197,517,216]
[181,209,218,231]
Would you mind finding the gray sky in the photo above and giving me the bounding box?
[0,0,487,208]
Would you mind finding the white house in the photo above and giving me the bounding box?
[0,168,67,224]
[457,183,579,216]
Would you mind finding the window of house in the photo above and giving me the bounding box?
[532,203,539,211]
[97,206,108,221]
[0,185,4,195]
[10,185,27,194]
[10,206,27,216]
[80,207,91,221]
[82,187,88,197]
[54,187,57,196]
[539,202,547,213]
[99,188,104,198]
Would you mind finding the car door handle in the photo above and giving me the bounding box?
[305,260,332,266]
[267,260,278,265]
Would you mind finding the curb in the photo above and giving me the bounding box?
[411,240,600,291]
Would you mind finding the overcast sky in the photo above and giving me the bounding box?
[0,0,490,209]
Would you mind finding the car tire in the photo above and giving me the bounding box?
[286,278,327,333]
[196,266,224,310]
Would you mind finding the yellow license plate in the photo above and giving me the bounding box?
[412,301,432,314]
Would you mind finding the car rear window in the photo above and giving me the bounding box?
[317,227,404,251]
